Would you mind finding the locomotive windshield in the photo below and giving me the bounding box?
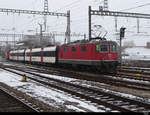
[96,45,108,52]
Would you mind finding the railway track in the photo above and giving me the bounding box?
[0,65,150,112]
[0,87,39,112]
[117,66,150,82]
[1,62,150,91]
[2,62,150,91]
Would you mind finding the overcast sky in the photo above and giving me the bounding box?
[0,0,150,44]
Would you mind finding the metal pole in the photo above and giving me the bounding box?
[67,10,71,43]
[120,35,122,66]
[137,18,140,33]
[89,6,92,40]
[38,23,43,46]
[14,32,15,48]
[115,17,118,32]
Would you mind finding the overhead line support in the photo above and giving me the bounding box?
[0,8,68,17]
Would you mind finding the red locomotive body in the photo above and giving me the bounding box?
[58,40,118,72]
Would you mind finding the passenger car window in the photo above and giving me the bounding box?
[111,45,117,52]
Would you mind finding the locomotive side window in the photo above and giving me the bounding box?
[81,46,86,52]
[111,45,117,52]
[100,45,108,52]
[72,47,76,52]
[64,47,68,52]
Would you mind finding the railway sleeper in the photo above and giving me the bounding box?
[116,102,130,106]
[101,99,111,101]
[121,105,137,110]
[95,97,102,100]
[90,93,99,97]
[96,95,104,97]
[104,98,115,101]
[127,105,138,108]
[134,107,147,112]
[111,101,124,106]
[84,93,94,96]
[95,95,109,99]
[89,95,96,98]
[100,96,110,99]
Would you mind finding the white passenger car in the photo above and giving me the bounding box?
[42,46,57,64]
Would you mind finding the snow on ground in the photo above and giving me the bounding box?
[123,47,150,60]
[1,66,150,112]
[34,72,150,104]
[4,68,150,104]
[0,69,105,112]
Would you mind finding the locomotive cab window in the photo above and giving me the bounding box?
[81,46,86,52]
[111,45,117,52]
[72,47,76,52]
[99,45,108,52]
[96,45,100,52]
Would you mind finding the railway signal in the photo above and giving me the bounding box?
[120,27,126,67]
[120,27,126,38]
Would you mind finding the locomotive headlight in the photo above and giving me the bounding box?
[108,54,112,59]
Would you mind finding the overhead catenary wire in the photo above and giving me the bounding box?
[54,0,85,12]
[119,2,150,12]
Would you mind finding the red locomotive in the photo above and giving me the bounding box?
[58,39,118,72]
[6,39,119,73]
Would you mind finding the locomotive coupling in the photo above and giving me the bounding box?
[21,74,27,82]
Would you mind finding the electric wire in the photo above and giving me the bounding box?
[119,2,150,12]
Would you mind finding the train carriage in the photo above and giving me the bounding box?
[24,46,58,64]
[17,49,25,62]
[30,48,41,64]
[9,50,18,61]
[42,46,57,64]
[25,49,31,62]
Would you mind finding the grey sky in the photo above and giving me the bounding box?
[0,0,150,44]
